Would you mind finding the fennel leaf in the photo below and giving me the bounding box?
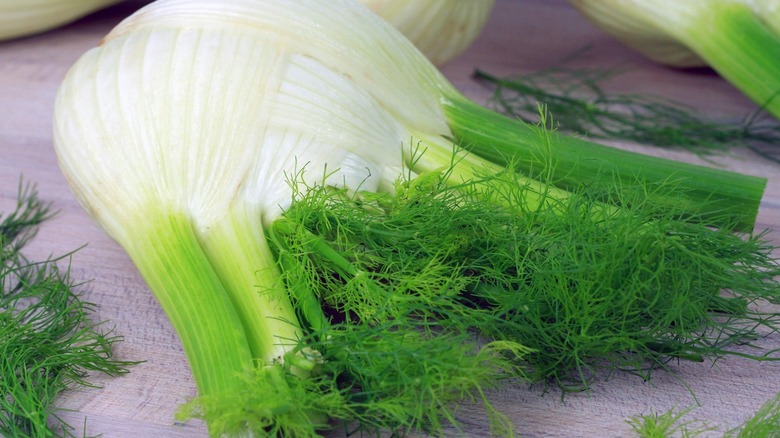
[183,150,780,436]
[628,390,780,437]
[627,406,715,438]
[279,162,780,391]
[1,181,134,438]
[174,122,780,436]
[474,66,780,163]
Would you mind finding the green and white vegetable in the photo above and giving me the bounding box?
[0,0,122,42]
[52,0,779,435]
[569,0,780,120]
[357,0,495,65]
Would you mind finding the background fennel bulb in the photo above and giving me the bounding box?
[357,0,495,66]
[569,0,780,121]
[0,0,123,41]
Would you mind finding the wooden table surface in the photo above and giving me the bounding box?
[1,1,779,437]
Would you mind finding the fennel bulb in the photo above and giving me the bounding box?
[0,0,123,41]
[357,0,495,65]
[52,0,771,435]
[569,0,780,120]
[54,0,446,405]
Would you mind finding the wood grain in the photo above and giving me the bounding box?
[1,1,778,437]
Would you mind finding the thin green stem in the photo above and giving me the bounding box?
[266,219,330,334]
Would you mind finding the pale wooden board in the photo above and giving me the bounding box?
[0,1,778,437]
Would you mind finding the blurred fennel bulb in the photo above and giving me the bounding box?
[358,0,495,65]
[569,0,780,120]
[0,0,123,41]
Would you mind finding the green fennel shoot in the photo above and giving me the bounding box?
[627,406,714,438]
[628,391,780,437]
[1,181,133,437]
[729,392,780,437]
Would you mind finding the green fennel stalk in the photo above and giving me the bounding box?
[123,210,256,397]
[442,99,766,231]
[1,181,133,437]
[730,392,780,437]
[628,391,780,437]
